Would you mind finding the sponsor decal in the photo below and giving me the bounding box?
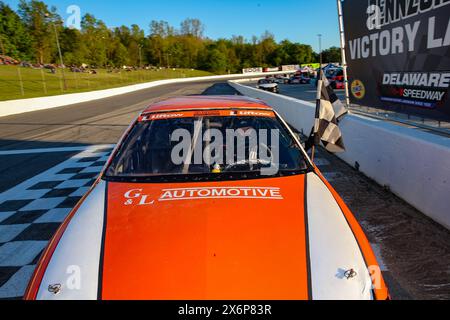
[123,187,283,206]
[343,0,450,119]
[236,110,275,117]
[349,0,450,60]
[380,72,449,108]
[149,113,184,120]
[124,189,155,206]
[351,80,366,99]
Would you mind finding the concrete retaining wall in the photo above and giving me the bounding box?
[229,80,450,230]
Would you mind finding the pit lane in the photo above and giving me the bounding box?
[0,81,449,299]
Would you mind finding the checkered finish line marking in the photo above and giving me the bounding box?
[0,146,108,156]
[0,145,340,299]
[0,144,114,299]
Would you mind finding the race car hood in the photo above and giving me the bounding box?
[102,174,308,300]
[31,173,377,300]
[101,172,373,300]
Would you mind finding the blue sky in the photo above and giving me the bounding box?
[4,0,341,51]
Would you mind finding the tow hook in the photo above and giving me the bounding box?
[344,269,357,280]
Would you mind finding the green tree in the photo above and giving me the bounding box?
[18,0,55,64]
[199,44,228,73]
[269,40,290,66]
[149,20,174,66]
[0,1,33,60]
[258,31,277,66]
[322,46,341,63]
[112,42,128,67]
[127,24,145,66]
[81,14,109,67]
[60,27,87,66]
[2,5,326,73]
[180,18,204,38]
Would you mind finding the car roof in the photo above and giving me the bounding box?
[142,95,272,114]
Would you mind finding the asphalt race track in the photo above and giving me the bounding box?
[0,80,449,300]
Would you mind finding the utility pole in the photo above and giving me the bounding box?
[45,13,67,90]
[337,0,351,107]
[166,53,171,69]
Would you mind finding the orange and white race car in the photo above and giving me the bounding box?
[24,95,389,300]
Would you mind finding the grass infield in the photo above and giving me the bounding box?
[0,66,214,101]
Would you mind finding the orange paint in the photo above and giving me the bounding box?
[142,96,272,115]
[100,175,309,300]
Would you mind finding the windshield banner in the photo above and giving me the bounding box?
[140,110,276,121]
[342,0,450,120]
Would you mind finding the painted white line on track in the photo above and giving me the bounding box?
[0,146,106,156]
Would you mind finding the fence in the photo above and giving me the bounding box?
[0,66,206,101]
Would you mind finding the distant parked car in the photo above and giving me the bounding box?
[257,79,279,93]
[274,75,290,84]
[19,61,33,68]
[289,75,311,85]
[0,55,19,65]
[328,68,345,89]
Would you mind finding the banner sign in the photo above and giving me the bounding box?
[263,67,281,72]
[242,67,263,74]
[301,63,321,70]
[342,0,450,120]
[281,65,299,71]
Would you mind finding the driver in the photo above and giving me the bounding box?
[231,119,259,168]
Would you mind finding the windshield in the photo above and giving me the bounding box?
[104,110,310,182]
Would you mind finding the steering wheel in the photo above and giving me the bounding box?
[223,143,273,172]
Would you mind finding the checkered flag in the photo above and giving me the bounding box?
[308,72,348,153]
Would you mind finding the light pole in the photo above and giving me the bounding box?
[317,34,323,67]
[138,44,143,68]
[45,13,67,90]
